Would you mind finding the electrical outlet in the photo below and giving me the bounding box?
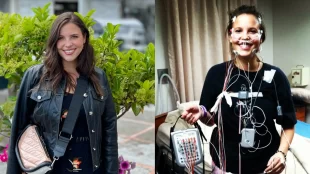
[157,68,168,84]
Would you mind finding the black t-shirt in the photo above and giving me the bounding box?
[200,61,296,173]
[51,93,102,174]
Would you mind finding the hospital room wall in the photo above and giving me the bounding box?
[155,1,275,114]
[155,0,310,121]
[271,0,310,89]
[155,0,176,114]
[269,0,310,122]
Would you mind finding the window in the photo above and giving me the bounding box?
[54,1,78,14]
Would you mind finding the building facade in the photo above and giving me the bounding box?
[0,0,122,19]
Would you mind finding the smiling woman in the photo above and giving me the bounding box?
[180,5,296,174]
[7,12,118,174]
[43,12,103,95]
[56,22,86,93]
[57,23,86,64]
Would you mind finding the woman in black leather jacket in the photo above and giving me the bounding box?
[7,12,118,174]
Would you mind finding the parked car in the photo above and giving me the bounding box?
[93,18,147,52]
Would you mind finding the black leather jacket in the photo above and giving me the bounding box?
[7,64,118,174]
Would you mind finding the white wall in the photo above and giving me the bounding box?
[272,0,310,87]
[155,1,277,114]
[18,0,53,16]
[156,0,310,120]
[155,0,176,114]
[0,0,10,12]
[7,0,120,18]
[90,0,121,19]
[126,0,154,9]
[257,0,274,65]
[240,0,310,89]
[272,0,310,122]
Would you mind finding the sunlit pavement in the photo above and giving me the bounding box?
[118,105,155,174]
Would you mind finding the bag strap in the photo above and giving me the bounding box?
[52,76,88,166]
[169,115,182,173]
[194,123,207,173]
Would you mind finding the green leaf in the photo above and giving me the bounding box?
[114,24,120,33]
[14,34,23,42]
[0,99,16,118]
[43,2,51,11]
[2,118,11,127]
[107,23,114,33]
[132,102,141,116]
[4,73,11,79]
[86,9,96,18]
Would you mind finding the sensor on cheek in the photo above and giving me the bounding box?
[233,50,239,56]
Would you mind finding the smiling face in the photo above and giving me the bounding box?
[230,14,262,58]
[57,22,86,66]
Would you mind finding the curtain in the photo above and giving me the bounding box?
[161,0,257,102]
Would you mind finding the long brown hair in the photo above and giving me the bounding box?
[39,12,103,96]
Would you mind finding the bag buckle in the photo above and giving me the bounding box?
[59,131,73,143]
[51,156,59,168]
[238,91,249,99]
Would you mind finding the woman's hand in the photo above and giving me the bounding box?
[264,152,286,174]
[181,105,202,125]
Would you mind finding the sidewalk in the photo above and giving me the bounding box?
[118,106,155,173]
[0,87,155,173]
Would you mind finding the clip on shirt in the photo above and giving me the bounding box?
[229,91,263,99]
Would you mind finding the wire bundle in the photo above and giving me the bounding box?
[181,137,197,174]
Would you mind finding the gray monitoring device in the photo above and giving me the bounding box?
[240,128,255,148]
[171,128,203,167]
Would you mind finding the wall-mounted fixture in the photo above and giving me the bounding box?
[291,65,309,87]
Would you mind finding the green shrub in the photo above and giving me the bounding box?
[0,3,155,136]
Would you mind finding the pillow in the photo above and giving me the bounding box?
[291,88,310,104]
[295,120,310,138]
[274,121,310,173]
[289,133,310,173]
[284,150,308,174]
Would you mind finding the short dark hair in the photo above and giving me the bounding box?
[226,5,266,43]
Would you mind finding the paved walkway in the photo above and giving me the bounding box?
[118,106,155,173]
[0,89,155,173]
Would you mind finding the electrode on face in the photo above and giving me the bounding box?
[231,28,263,42]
